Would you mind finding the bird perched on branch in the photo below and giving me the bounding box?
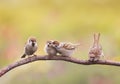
[44,40,57,56]
[21,37,38,58]
[88,33,104,62]
[50,41,80,57]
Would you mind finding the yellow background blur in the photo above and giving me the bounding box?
[0,0,120,84]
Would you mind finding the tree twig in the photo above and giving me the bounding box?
[0,55,120,77]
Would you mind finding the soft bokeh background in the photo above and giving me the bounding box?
[0,0,120,84]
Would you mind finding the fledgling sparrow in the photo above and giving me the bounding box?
[21,37,38,58]
[51,41,80,57]
[44,40,57,56]
[88,33,104,62]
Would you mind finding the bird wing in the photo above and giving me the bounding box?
[63,43,77,50]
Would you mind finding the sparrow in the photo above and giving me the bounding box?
[88,33,104,62]
[51,41,80,57]
[44,40,57,56]
[21,37,38,58]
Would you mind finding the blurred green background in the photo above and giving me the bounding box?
[0,0,120,84]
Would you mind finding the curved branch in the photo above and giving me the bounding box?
[0,55,120,77]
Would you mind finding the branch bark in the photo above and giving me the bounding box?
[0,55,120,77]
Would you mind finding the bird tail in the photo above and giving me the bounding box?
[21,54,26,58]
[73,43,80,48]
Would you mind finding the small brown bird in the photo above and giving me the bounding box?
[44,40,57,56]
[21,37,38,58]
[51,41,80,57]
[88,33,104,62]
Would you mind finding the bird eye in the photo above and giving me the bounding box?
[30,40,34,42]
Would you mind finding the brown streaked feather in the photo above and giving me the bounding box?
[63,43,69,49]
[63,43,76,50]
[94,33,99,45]
[53,41,60,46]
[93,33,100,47]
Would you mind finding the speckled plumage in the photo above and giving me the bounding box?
[88,33,104,62]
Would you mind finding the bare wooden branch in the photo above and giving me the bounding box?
[0,55,120,77]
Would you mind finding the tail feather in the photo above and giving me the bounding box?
[21,54,26,58]
[73,44,80,48]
